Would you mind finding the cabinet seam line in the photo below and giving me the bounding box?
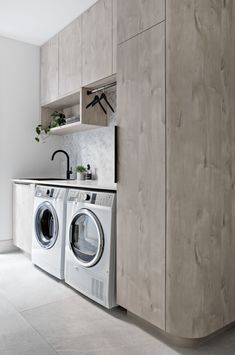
[112,0,114,73]
[117,19,166,46]
[81,15,83,86]
[164,0,167,333]
[58,35,59,97]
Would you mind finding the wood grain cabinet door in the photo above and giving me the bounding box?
[166,0,235,339]
[82,0,113,86]
[59,17,82,97]
[117,22,166,330]
[40,35,59,104]
[13,183,35,254]
[117,0,165,44]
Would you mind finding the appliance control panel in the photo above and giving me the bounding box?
[35,185,65,199]
[67,189,115,207]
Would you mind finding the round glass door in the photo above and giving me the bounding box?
[69,209,104,267]
[35,202,59,249]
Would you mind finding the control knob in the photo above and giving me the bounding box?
[83,193,90,201]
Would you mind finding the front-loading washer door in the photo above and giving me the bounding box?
[69,208,104,268]
[35,202,59,249]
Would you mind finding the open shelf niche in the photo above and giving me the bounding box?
[41,75,116,136]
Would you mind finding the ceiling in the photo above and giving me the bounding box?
[0,0,97,46]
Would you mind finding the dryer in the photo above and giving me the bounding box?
[32,185,68,279]
[65,189,116,308]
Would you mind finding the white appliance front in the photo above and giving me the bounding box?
[32,185,68,279]
[65,189,116,308]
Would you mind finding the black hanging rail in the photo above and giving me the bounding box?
[87,81,117,96]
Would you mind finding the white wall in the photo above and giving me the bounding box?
[0,36,62,243]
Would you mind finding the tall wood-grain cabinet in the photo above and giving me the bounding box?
[40,35,59,104]
[165,0,235,339]
[82,0,114,86]
[116,1,166,330]
[117,0,235,340]
[13,183,35,254]
[59,17,82,96]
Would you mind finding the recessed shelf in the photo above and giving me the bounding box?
[40,75,116,136]
[42,91,80,109]
[49,121,104,135]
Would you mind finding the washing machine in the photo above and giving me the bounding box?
[32,185,68,279]
[65,189,116,308]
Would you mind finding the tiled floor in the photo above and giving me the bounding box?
[0,252,235,355]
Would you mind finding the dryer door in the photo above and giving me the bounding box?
[35,202,59,249]
[69,208,104,267]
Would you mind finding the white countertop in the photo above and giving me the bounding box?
[12,178,117,191]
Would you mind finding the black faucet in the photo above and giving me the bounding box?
[51,150,72,180]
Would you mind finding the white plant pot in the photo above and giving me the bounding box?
[77,172,85,181]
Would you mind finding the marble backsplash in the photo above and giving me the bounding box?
[63,90,117,184]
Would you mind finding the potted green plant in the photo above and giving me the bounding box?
[35,111,66,142]
[75,165,86,181]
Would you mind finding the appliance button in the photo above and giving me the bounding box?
[46,189,50,195]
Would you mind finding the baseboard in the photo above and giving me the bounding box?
[0,239,18,253]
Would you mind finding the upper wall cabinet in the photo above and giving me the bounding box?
[41,35,59,105]
[59,17,82,97]
[117,0,165,44]
[82,0,113,86]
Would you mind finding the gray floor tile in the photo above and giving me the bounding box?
[0,295,57,354]
[22,294,156,352]
[56,342,178,355]
[0,252,73,312]
[1,251,235,355]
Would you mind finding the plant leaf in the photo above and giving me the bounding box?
[36,126,41,134]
